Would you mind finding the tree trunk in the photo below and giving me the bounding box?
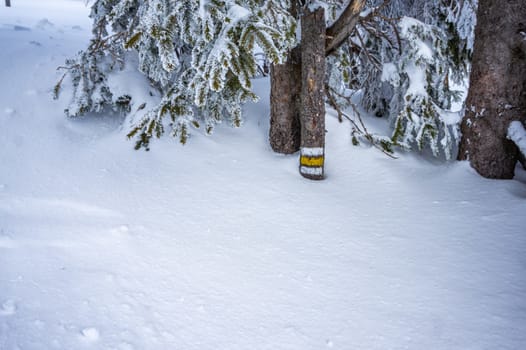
[458,0,526,178]
[5,0,11,7]
[299,7,326,180]
[269,48,301,154]
[268,0,364,158]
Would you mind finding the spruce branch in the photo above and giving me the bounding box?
[325,84,397,159]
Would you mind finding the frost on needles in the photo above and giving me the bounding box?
[55,0,475,159]
[349,0,475,160]
[56,0,295,149]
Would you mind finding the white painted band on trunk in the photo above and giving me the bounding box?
[301,147,324,156]
[300,166,323,176]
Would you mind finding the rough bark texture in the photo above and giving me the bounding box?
[268,0,301,155]
[269,0,364,156]
[269,48,301,154]
[299,7,326,180]
[458,0,526,178]
[325,0,365,56]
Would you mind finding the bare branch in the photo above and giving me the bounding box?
[325,0,366,56]
[325,84,397,159]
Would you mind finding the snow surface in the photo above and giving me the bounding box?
[508,121,526,157]
[1,1,526,350]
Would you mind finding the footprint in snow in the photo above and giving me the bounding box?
[81,327,100,342]
[0,300,17,316]
[13,25,31,31]
[35,18,54,30]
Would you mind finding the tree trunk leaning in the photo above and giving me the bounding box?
[458,0,526,178]
[325,0,365,56]
[299,7,326,180]
[269,48,302,154]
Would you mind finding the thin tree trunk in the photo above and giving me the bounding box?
[458,0,526,178]
[299,7,326,180]
[269,48,301,154]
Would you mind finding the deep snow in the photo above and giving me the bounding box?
[1,1,526,350]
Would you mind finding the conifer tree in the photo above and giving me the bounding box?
[57,0,296,149]
[345,0,476,159]
[57,0,479,179]
[269,0,476,162]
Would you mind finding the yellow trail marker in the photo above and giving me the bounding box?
[300,155,324,167]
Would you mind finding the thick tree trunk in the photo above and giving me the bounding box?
[269,1,301,154]
[299,7,326,180]
[458,0,526,178]
[269,48,301,154]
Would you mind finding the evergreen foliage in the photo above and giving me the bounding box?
[58,0,477,158]
[345,0,476,158]
[57,0,296,149]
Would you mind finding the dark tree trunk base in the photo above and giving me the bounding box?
[458,0,526,179]
[269,48,301,154]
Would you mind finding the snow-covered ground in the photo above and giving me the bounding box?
[1,1,526,349]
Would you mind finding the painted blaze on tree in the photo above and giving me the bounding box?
[298,7,326,180]
[269,0,365,179]
[270,0,476,176]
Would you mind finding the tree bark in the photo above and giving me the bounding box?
[269,48,301,154]
[458,0,526,178]
[269,0,365,157]
[299,7,326,180]
[268,0,301,154]
[325,0,365,56]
